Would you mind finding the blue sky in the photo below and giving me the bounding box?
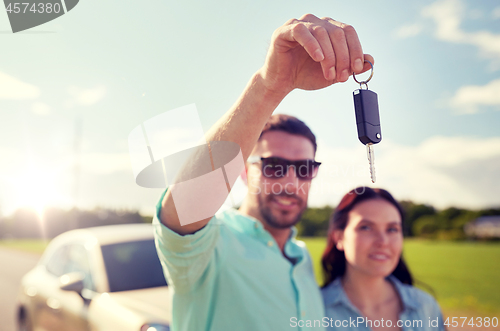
[0,0,499,216]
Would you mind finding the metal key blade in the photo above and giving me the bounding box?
[366,144,376,183]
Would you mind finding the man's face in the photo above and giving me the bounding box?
[246,131,316,229]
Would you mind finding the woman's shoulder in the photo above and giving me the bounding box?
[320,277,343,302]
[321,277,364,322]
[321,277,355,311]
[389,276,442,314]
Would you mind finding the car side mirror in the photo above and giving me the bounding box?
[59,272,85,293]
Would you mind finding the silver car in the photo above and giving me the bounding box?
[17,223,171,331]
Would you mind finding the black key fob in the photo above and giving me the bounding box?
[353,89,382,145]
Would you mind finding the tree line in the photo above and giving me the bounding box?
[296,201,500,239]
[0,201,499,239]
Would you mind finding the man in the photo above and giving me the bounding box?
[153,14,374,331]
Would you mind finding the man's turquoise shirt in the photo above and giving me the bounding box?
[153,191,325,331]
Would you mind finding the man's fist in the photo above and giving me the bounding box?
[259,14,374,96]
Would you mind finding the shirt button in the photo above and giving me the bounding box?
[267,241,273,247]
[254,223,259,229]
[301,311,306,317]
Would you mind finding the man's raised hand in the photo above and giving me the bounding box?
[259,14,374,96]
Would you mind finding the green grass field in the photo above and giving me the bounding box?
[0,239,49,254]
[301,237,500,317]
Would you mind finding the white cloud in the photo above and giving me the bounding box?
[396,0,500,113]
[308,136,500,210]
[0,71,40,100]
[422,0,465,42]
[67,85,107,107]
[31,102,51,116]
[493,7,500,19]
[394,23,424,39]
[397,0,500,59]
[449,79,500,114]
[415,136,500,166]
[468,31,500,59]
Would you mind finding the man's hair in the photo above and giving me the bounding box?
[259,114,317,152]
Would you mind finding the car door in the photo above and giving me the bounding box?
[57,243,95,331]
[36,242,94,331]
[35,243,72,331]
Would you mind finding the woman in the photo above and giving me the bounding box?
[321,187,445,331]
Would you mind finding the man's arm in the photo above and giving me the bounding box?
[160,14,374,235]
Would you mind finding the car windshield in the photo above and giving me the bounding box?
[101,239,167,292]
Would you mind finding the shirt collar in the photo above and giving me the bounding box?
[284,227,303,260]
[219,208,268,235]
[387,275,419,311]
[222,208,298,238]
[323,275,420,312]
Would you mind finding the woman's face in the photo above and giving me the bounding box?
[335,198,403,279]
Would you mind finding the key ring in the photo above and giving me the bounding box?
[352,60,373,89]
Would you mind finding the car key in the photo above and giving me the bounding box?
[352,60,381,183]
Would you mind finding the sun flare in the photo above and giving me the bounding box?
[10,164,65,220]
